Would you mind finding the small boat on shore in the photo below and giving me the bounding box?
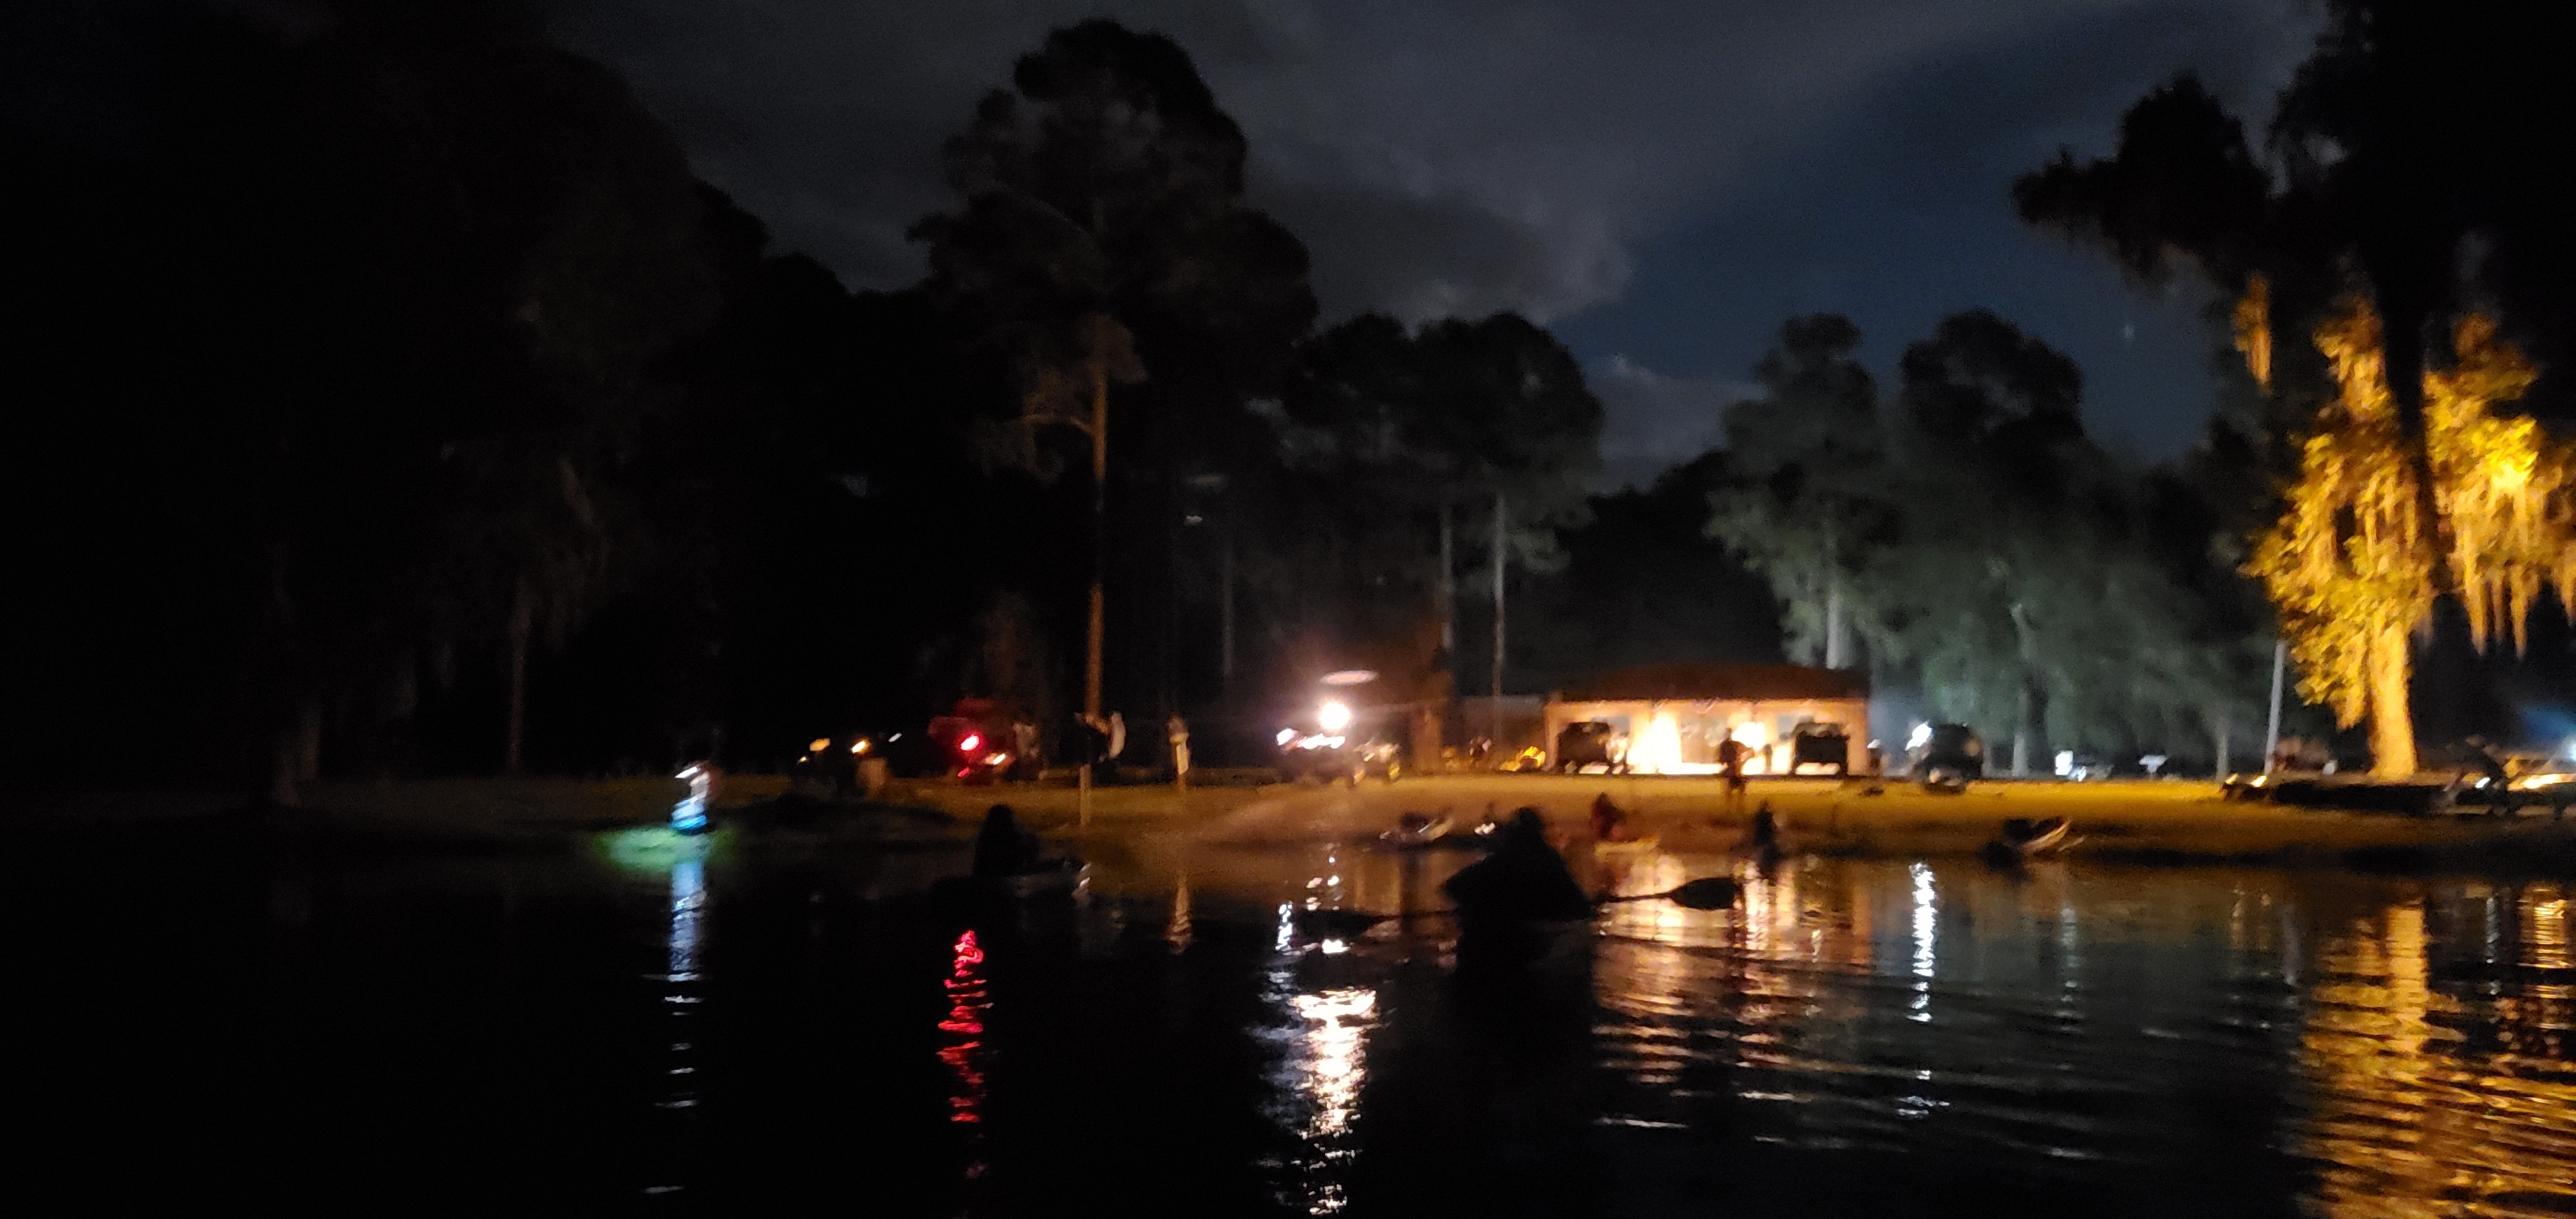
[931,859,1090,911]
[1980,816,2072,868]
[1383,811,1453,849]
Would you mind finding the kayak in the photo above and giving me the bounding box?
[1382,813,1453,849]
[997,859,1090,900]
[1592,834,1660,857]
[2000,816,2071,855]
[933,860,1090,910]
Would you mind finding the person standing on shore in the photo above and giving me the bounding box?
[1167,714,1191,790]
[1718,736,1749,815]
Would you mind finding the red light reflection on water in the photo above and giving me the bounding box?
[938,930,991,1125]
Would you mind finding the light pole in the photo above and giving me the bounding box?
[2263,638,2287,774]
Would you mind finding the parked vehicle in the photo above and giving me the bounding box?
[1278,733,1403,785]
[1554,721,1630,774]
[928,714,1013,784]
[1906,723,1985,790]
[1788,721,1852,774]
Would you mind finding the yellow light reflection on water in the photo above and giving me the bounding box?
[2302,889,2576,1216]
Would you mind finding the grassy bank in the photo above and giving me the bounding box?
[902,772,2576,871]
[18,771,2573,873]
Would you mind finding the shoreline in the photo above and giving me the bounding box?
[15,773,2574,873]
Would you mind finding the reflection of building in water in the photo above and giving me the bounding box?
[2301,887,2576,1216]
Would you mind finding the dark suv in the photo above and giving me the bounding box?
[1554,721,1630,774]
[1906,724,1985,789]
[1789,721,1852,774]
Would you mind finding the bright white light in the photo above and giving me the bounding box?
[1277,728,1298,746]
[1318,700,1353,732]
[2054,749,2074,777]
[1908,723,1932,750]
[1630,710,1683,774]
[1321,670,1377,687]
[1729,721,1774,774]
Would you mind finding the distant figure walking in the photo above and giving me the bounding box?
[1718,737,1751,814]
[1167,714,1192,789]
[1589,792,1629,842]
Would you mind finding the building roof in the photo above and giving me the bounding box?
[1554,663,1869,703]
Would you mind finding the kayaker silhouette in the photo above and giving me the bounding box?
[1444,808,1592,969]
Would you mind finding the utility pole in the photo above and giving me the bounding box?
[1437,505,1455,656]
[2263,638,2287,774]
[1219,521,1235,703]
[1080,342,1109,828]
[1491,492,1506,742]
[1823,521,1846,670]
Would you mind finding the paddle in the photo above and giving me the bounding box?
[1292,877,1742,935]
[1598,876,1742,909]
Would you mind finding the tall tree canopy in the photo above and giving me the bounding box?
[2020,1,2576,770]
[1267,312,1602,740]
[913,19,1315,721]
[2247,301,2570,775]
[1706,314,1889,669]
[1711,312,2267,772]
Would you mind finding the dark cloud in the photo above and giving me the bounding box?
[549,0,2320,464]
[1590,355,1753,491]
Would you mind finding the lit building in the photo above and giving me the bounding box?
[1542,663,1870,774]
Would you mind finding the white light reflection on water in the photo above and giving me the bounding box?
[1291,988,1376,1141]
[643,856,707,1199]
[1909,861,1936,1022]
[667,858,703,985]
[1262,960,1378,1215]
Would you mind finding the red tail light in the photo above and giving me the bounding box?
[958,732,983,754]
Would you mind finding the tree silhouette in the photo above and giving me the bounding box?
[1270,312,1602,752]
[1706,315,1890,670]
[914,19,1314,724]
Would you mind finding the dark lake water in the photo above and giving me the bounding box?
[20,826,2576,1215]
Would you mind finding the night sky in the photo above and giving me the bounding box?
[552,0,2321,487]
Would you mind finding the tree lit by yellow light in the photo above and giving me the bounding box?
[2234,274,2273,392]
[2244,298,2574,776]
